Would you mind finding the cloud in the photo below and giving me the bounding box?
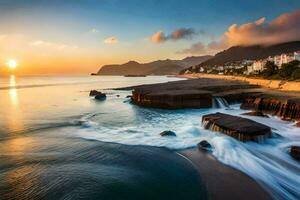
[224,9,300,46]
[150,31,166,43]
[150,28,197,43]
[89,28,99,34]
[30,40,78,50]
[178,9,300,55]
[104,36,118,44]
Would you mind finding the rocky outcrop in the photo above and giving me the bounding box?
[242,111,269,118]
[241,96,300,121]
[290,146,300,161]
[95,93,107,100]
[197,140,212,151]
[160,131,176,137]
[133,89,212,109]
[202,112,272,142]
[127,78,259,109]
[89,90,102,96]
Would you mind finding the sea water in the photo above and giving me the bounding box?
[0,75,299,199]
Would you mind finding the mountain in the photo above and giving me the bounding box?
[200,41,300,67]
[172,56,213,67]
[96,55,212,75]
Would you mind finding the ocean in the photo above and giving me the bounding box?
[0,75,299,199]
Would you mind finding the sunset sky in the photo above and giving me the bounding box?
[0,0,299,75]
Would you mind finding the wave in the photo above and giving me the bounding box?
[69,106,300,200]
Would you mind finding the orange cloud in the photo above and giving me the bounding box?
[224,9,300,46]
[150,28,197,43]
[179,9,300,55]
[150,31,166,43]
[104,36,118,44]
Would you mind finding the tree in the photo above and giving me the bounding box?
[261,61,278,78]
[279,60,300,79]
[292,69,300,80]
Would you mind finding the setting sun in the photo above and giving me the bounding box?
[7,59,17,69]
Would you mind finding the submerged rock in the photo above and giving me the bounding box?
[89,90,102,96]
[95,93,107,100]
[160,131,176,137]
[202,112,271,142]
[290,146,300,161]
[197,140,212,151]
[242,111,269,118]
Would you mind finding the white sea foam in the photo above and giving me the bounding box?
[73,102,300,200]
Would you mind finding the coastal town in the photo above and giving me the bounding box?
[184,51,300,77]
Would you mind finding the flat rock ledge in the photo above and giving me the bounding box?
[128,78,259,109]
[202,112,272,142]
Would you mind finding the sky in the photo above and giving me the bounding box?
[0,0,299,75]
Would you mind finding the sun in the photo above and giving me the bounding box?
[7,59,17,69]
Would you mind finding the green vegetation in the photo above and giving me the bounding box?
[262,61,278,78]
[260,60,300,81]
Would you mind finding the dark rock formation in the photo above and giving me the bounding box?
[242,111,269,118]
[95,93,107,100]
[125,78,259,109]
[241,96,300,121]
[90,90,102,96]
[295,122,300,127]
[133,89,212,109]
[202,112,271,142]
[197,140,212,151]
[290,146,300,161]
[160,131,176,137]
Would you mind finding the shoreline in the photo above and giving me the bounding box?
[178,148,272,200]
[178,73,300,92]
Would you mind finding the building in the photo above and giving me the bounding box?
[295,51,300,61]
[272,53,295,67]
[247,65,254,75]
[252,60,266,72]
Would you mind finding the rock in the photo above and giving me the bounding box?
[295,122,300,127]
[160,131,176,137]
[202,112,272,142]
[126,95,132,98]
[95,93,107,100]
[90,90,102,96]
[197,140,212,151]
[290,146,300,161]
[242,111,269,118]
[116,95,120,97]
[241,96,300,121]
[127,78,260,109]
[132,89,212,109]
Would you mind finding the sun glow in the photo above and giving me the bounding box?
[7,59,17,69]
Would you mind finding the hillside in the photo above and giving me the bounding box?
[200,41,300,67]
[96,55,212,75]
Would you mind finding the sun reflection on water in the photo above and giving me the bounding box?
[7,75,23,133]
[9,75,19,106]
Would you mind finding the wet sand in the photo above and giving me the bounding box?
[179,148,272,200]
